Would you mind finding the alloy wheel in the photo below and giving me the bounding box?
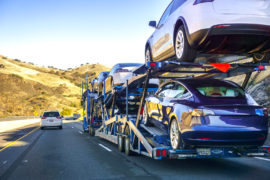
[175,30,185,59]
[170,119,180,150]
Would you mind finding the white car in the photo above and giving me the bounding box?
[40,111,63,129]
[145,0,270,63]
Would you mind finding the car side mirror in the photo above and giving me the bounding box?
[149,21,157,28]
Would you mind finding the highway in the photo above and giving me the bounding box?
[1,120,270,180]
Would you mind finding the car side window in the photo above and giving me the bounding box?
[157,83,174,98]
[171,0,186,14]
[168,83,191,99]
[157,2,174,28]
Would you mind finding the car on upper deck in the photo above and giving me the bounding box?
[142,78,269,150]
[104,63,143,94]
[145,0,270,64]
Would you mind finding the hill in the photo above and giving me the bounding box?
[0,55,110,117]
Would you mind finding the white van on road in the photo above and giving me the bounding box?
[40,111,63,129]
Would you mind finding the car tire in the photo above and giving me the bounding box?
[59,126,62,129]
[253,53,270,63]
[174,26,196,62]
[145,46,152,63]
[170,119,185,150]
[142,104,150,126]
[40,127,44,130]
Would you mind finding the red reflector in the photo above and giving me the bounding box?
[140,106,144,115]
[41,117,46,119]
[258,66,265,70]
[156,149,161,156]
[149,62,156,67]
[214,25,231,28]
[264,147,270,153]
[198,138,211,140]
[209,63,231,73]
[258,137,265,140]
[162,149,167,157]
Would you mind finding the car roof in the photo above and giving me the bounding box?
[113,63,143,67]
[43,111,60,113]
[176,79,241,88]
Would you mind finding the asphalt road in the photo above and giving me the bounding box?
[1,121,270,180]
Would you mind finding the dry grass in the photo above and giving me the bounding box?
[0,55,110,117]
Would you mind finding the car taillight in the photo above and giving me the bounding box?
[56,116,61,119]
[190,109,215,116]
[41,116,46,119]
[140,106,144,115]
[263,108,268,117]
[194,0,214,5]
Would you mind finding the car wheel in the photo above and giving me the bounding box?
[40,127,44,130]
[170,119,185,150]
[59,126,62,129]
[145,47,152,63]
[175,26,196,62]
[253,53,270,63]
[142,104,150,126]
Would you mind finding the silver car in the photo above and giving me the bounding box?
[104,63,142,94]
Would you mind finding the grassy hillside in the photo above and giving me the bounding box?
[0,55,110,117]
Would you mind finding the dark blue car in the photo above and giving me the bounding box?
[142,79,268,150]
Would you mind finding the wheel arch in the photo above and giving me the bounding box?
[173,17,192,46]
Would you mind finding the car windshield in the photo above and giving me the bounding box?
[196,86,245,98]
[116,67,137,73]
[43,112,60,117]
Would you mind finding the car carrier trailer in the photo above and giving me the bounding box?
[81,58,270,160]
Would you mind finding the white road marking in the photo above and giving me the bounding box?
[3,161,7,165]
[22,160,28,163]
[98,144,112,152]
[254,157,270,162]
[78,131,83,134]
[72,127,74,128]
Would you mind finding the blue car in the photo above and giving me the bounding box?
[142,79,268,150]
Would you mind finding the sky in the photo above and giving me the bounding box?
[0,0,171,69]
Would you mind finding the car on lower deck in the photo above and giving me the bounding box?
[142,79,269,150]
[40,111,63,129]
[145,0,270,63]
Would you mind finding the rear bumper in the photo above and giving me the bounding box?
[189,24,270,54]
[182,127,268,147]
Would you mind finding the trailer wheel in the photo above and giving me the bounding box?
[118,135,124,152]
[89,126,95,136]
[124,136,131,156]
[124,125,132,156]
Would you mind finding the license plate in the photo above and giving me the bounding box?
[49,120,54,122]
[197,148,211,156]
